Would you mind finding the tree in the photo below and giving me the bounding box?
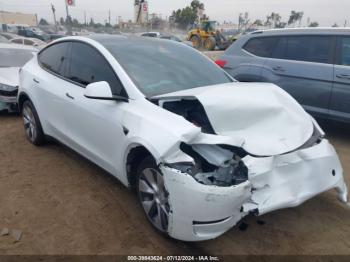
[265,12,282,28]
[171,0,207,29]
[190,0,204,10]
[253,19,263,26]
[39,18,49,26]
[309,22,319,27]
[72,18,80,28]
[239,12,250,31]
[89,18,95,27]
[332,23,339,27]
[288,11,304,27]
[59,17,65,25]
[275,22,287,28]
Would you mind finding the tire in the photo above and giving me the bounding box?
[22,100,45,146]
[190,35,201,49]
[136,156,170,235]
[204,36,216,51]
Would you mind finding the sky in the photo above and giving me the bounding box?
[0,0,349,27]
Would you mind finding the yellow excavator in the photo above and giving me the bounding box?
[187,21,231,51]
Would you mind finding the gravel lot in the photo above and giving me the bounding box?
[0,113,350,256]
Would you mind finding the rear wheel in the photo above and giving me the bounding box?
[190,35,201,49]
[137,157,170,234]
[22,100,45,146]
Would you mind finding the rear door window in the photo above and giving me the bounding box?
[12,39,23,44]
[243,37,280,57]
[24,39,34,45]
[38,42,70,76]
[283,36,332,64]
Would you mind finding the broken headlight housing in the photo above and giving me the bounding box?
[167,143,249,187]
[0,83,17,96]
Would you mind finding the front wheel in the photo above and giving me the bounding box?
[22,100,45,146]
[190,35,201,49]
[137,157,170,234]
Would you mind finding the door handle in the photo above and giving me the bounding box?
[33,78,39,83]
[66,93,75,100]
[336,74,350,79]
[272,66,285,72]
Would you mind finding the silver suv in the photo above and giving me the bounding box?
[218,28,350,123]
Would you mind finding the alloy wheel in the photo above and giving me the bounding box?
[23,104,37,143]
[138,168,170,232]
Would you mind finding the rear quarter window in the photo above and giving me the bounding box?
[243,37,280,57]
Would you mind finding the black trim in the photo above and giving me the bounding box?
[193,217,231,225]
[0,89,18,97]
[243,34,337,65]
[84,94,129,102]
[37,39,129,99]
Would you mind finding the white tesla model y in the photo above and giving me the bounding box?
[18,35,348,241]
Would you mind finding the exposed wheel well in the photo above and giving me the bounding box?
[18,93,30,112]
[126,146,154,190]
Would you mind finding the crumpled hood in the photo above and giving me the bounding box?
[0,67,20,87]
[154,82,314,156]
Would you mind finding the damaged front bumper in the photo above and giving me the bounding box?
[0,90,18,112]
[161,139,348,241]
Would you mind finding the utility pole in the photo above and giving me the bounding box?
[51,4,58,32]
[108,10,111,25]
[65,0,72,35]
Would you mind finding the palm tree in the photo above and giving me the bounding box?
[288,11,304,27]
[271,12,281,28]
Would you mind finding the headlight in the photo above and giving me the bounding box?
[0,83,17,92]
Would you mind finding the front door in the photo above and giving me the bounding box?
[62,41,128,176]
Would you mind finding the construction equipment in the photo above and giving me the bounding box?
[187,21,231,51]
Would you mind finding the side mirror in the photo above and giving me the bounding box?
[84,81,128,102]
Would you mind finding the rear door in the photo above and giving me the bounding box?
[329,36,350,122]
[35,42,71,140]
[263,35,335,118]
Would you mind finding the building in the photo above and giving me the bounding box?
[134,0,148,24]
[0,11,37,26]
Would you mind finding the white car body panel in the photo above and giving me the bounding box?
[18,36,348,241]
[154,82,314,156]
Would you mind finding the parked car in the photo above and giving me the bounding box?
[217,28,350,123]
[46,34,65,42]
[10,37,46,49]
[0,32,18,40]
[17,28,48,42]
[140,31,162,38]
[18,35,347,241]
[141,31,193,47]
[0,35,9,43]
[0,44,37,112]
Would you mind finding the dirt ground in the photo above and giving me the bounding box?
[0,113,350,256]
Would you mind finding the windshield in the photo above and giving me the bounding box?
[0,48,35,67]
[103,38,232,97]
